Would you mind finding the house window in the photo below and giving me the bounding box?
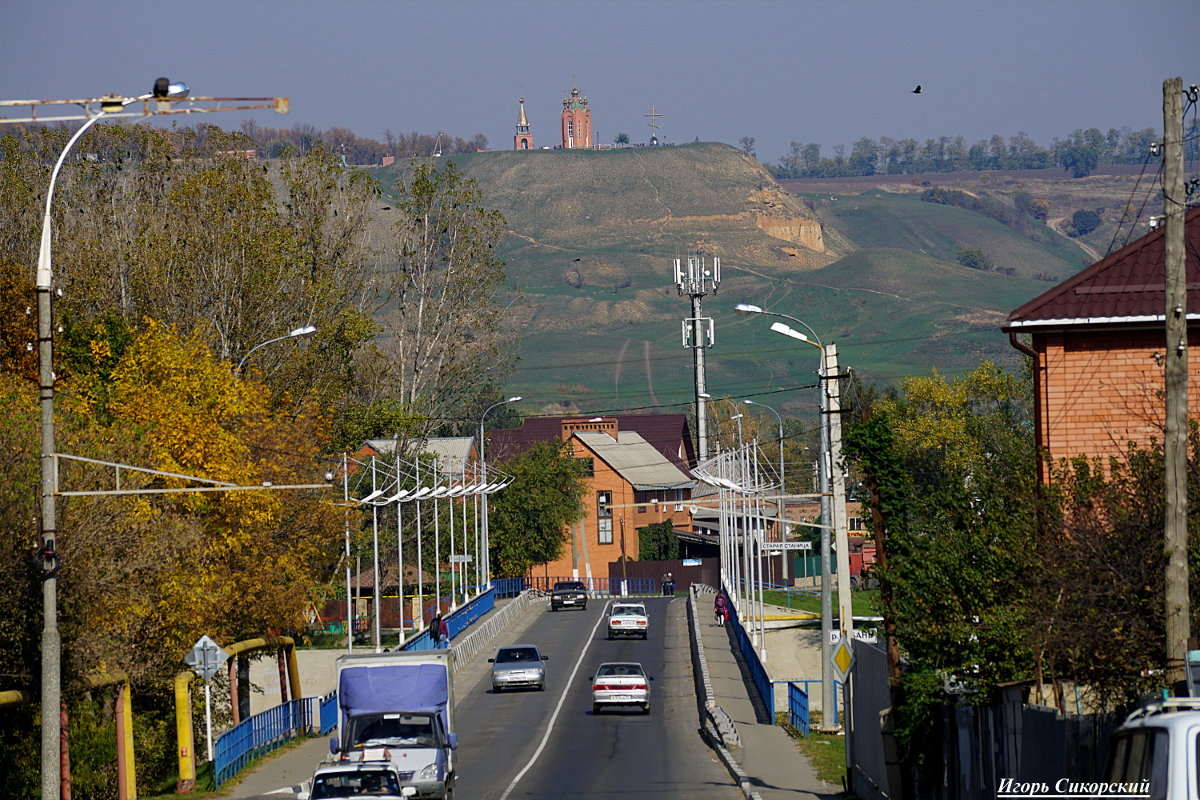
[597,491,613,544]
[580,457,594,477]
[848,516,864,532]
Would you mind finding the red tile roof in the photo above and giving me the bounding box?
[488,414,695,471]
[1004,206,1200,330]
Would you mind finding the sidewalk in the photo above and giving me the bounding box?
[694,595,843,799]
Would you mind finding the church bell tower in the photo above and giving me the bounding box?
[514,96,533,150]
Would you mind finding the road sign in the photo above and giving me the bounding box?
[449,554,472,563]
[185,635,228,682]
[760,541,813,551]
[831,638,855,681]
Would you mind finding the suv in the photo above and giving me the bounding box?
[1104,698,1200,798]
[550,581,588,611]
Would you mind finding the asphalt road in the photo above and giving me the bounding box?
[454,595,737,800]
[228,594,738,799]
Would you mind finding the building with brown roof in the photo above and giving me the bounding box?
[1003,206,1200,479]
[487,415,696,581]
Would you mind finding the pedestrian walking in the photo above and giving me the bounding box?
[714,592,728,626]
[430,612,449,649]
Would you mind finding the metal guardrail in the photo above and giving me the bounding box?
[786,681,812,736]
[402,588,496,652]
[449,589,544,669]
[318,690,338,735]
[214,697,317,788]
[722,586,774,715]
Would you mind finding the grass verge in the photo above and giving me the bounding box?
[777,711,858,797]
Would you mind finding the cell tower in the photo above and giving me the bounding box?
[674,255,720,460]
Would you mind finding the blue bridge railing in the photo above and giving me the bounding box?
[214,697,317,788]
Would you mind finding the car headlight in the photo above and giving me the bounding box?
[416,762,440,781]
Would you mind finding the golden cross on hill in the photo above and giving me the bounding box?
[644,106,662,134]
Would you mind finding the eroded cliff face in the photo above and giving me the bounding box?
[754,213,825,252]
[744,175,826,254]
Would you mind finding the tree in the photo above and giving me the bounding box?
[843,362,1039,765]
[1069,209,1101,236]
[487,442,588,576]
[737,136,756,158]
[955,247,993,271]
[614,132,630,145]
[357,160,517,442]
[638,520,678,561]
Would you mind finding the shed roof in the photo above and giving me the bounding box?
[574,430,695,491]
[1004,206,1200,331]
[488,413,694,470]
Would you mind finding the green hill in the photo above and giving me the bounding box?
[367,144,1094,416]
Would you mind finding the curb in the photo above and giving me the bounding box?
[688,586,762,800]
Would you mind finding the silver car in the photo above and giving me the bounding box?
[591,661,652,714]
[489,644,548,692]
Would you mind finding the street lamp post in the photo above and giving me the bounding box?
[735,302,851,728]
[8,79,289,799]
[32,79,188,800]
[743,399,785,492]
[478,396,521,585]
[235,325,317,373]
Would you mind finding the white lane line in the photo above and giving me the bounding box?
[498,607,609,800]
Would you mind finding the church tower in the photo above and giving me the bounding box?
[560,82,591,149]
[514,96,533,150]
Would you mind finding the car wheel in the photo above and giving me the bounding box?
[641,632,648,640]
[593,703,602,714]
[607,631,613,640]
[537,683,545,691]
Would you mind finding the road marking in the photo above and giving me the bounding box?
[498,608,608,800]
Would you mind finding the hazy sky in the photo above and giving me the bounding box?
[2,0,1196,164]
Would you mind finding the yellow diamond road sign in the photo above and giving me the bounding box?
[832,638,855,680]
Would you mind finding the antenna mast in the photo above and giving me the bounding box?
[675,255,720,460]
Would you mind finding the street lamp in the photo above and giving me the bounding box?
[743,399,785,492]
[30,79,190,799]
[7,79,291,798]
[735,301,852,728]
[235,325,317,373]
[478,396,521,585]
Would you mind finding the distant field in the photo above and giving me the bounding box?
[364,146,1122,412]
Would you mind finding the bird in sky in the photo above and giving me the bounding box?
[912,85,922,94]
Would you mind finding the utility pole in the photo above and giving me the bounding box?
[826,345,854,645]
[1163,75,1190,692]
[675,256,720,460]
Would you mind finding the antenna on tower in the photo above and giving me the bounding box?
[674,253,720,460]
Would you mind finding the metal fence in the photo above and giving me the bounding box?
[721,582,774,717]
[402,587,496,651]
[846,637,1121,800]
[524,575,660,596]
[214,697,317,789]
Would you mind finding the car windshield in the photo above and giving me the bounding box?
[311,768,400,798]
[496,647,540,663]
[554,582,585,590]
[351,714,437,748]
[613,607,643,616]
[598,664,644,678]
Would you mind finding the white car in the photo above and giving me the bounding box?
[607,603,648,640]
[1104,698,1200,798]
[590,661,652,715]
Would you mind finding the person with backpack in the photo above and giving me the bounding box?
[714,592,728,627]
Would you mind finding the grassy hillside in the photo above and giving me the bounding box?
[364,146,1111,417]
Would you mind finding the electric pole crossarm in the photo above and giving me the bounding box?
[0,96,288,124]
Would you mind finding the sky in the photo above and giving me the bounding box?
[2,0,1197,165]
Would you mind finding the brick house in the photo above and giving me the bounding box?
[488,415,696,581]
[1003,206,1200,479]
